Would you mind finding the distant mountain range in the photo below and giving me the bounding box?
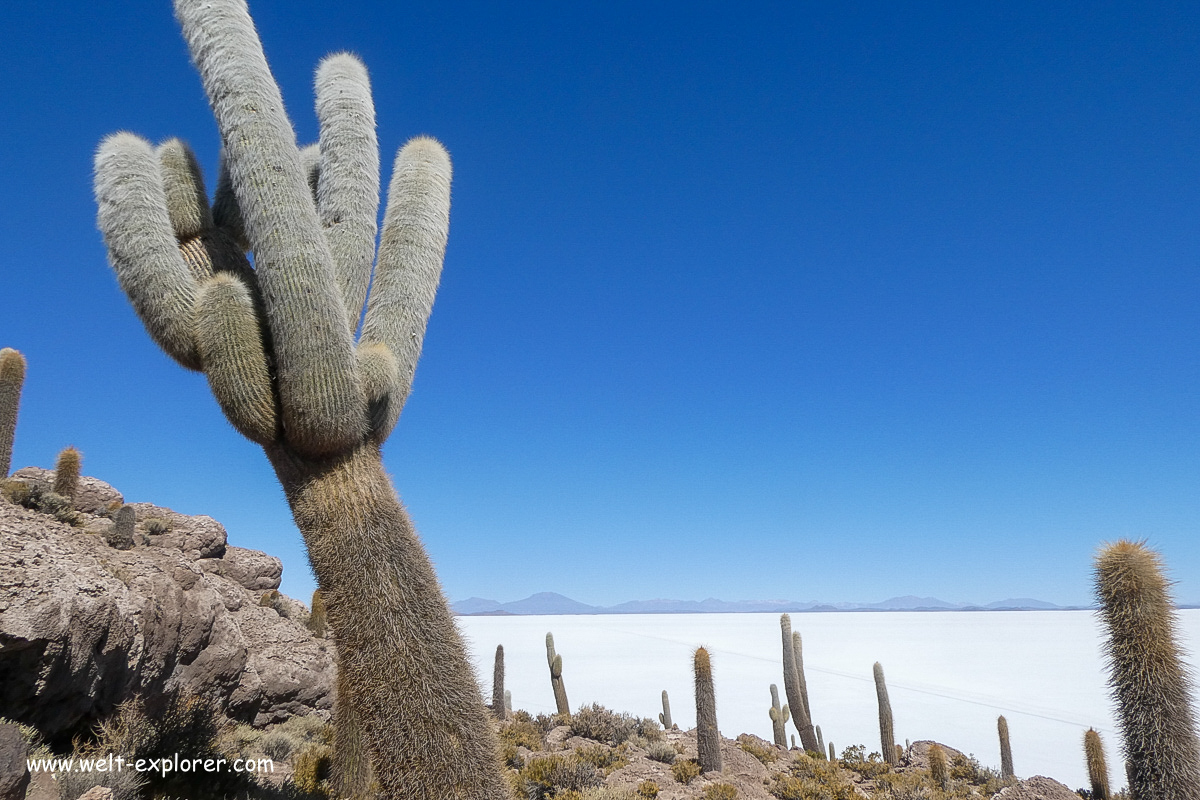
[451,592,1088,616]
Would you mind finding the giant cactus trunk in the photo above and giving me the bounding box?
[1094,540,1200,799]
[493,645,507,721]
[0,348,26,478]
[93,1,508,796]
[694,647,722,773]
[873,662,898,766]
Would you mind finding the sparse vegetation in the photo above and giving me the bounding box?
[737,733,779,764]
[671,758,702,785]
[702,784,738,800]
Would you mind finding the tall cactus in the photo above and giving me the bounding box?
[91,2,507,797]
[0,348,26,478]
[768,684,789,747]
[780,614,819,752]
[1094,540,1200,797]
[873,662,898,766]
[492,645,506,720]
[546,632,570,716]
[792,630,813,725]
[694,647,722,773]
[928,743,948,789]
[997,715,1013,780]
[659,690,673,729]
[53,446,82,500]
[1084,728,1110,800]
[308,589,327,638]
[815,725,825,759]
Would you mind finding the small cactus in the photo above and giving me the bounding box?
[767,684,789,747]
[492,645,506,720]
[693,647,722,773]
[828,741,835,761]
[546,632,570,716]
[873,662,898,766]
[504,690,512,715]
[997,715,1014,780]
[52,446,82,500]
[0,348,26,478]
[659,689,673,729]
[308,589,327,637]
[108,504,136,549]
[1094,540,1200,797]
[1084,728,1110,800]
[815,725,825,759]
[780,614,819,752]
[928,743,948,789]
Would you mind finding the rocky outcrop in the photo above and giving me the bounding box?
[995,775,1081,799]
[0,471,334,742]
[0,723,29,800]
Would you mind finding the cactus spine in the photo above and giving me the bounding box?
[92,1,507,796]
[768,684,789,747]
[660,690,673,729]
[492,645,506,720]
[1084,728,1109,800]
[693,647,722,773]
[53,446,82,500]
[546,632,570,716]
[780,615,820,752]
[928,743,948,789]
[873,662,898,766]
[0,348,26,478]
[1094,540,1200,798]
[997,715,1013,780]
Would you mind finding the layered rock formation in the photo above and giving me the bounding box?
[0,470,334,742]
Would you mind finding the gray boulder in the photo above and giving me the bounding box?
[0,724,29,800]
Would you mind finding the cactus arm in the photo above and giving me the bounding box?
[95,132,204,370]
[212,151,248,249]
[157,139,213,238]
[174,0,364,458]
[193,275,278,444]
[359,138,451,441]
[314,53,379,323]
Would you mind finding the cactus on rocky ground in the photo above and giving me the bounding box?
[308,589,327,638]
[0,348,26,478]
[109,504,136,550]
[660,690,673,729]
[928,743,948,789]
[1094,540,1200,797]
[790,735,795,750]
[53,446,82,500]
[768,684,789,747]
[546,632,570,716]
[779,614,819,752]
[815,725,825,759]
[873,662,898,766]
[997,715,1013,780]
[693,647,722,773]
[828,742,835,761]
[504,690,512,715]
[1084,728,1109,800]
[92,1,506,796]
[492,645,506,720]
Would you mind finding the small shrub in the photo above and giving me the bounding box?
[499,712,545,751]
[575,742,630,774]
[258,729,297,762]
[702,784,739,800]
[293,743,332,797]
[144,517,171,534]
[0,478,30,505]
[671,759,702,785]
[646,741,677,764]
[771,752,858,800]
[737,733,778,765]
[839,744,890,780]
[637,780,660,798]
[55,761,146,800]
[517,754,602,800]
[569,703,640,746]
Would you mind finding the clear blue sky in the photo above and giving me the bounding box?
[2,1,1198,607]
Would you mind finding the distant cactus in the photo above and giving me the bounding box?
[828,742,835,761]
[768,684,789,747]
[260,589,282,608]
[504,690,512,715]
[1084,728,1110,800]
[997,715,1013,780]
[546,632,570,716]
[873,662,898,766]
[659,690,673,729]
[780,614,819,752]
[928,743,948,789]
[693,647,722,773]
[0,348,26,478]
[816,725,825,759]
[1094,539,1200,797]
[790,735,795,750]
[308,589,327,638]
[108,504,135,550]
[52,446,82,500]
[492,645,506,720]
